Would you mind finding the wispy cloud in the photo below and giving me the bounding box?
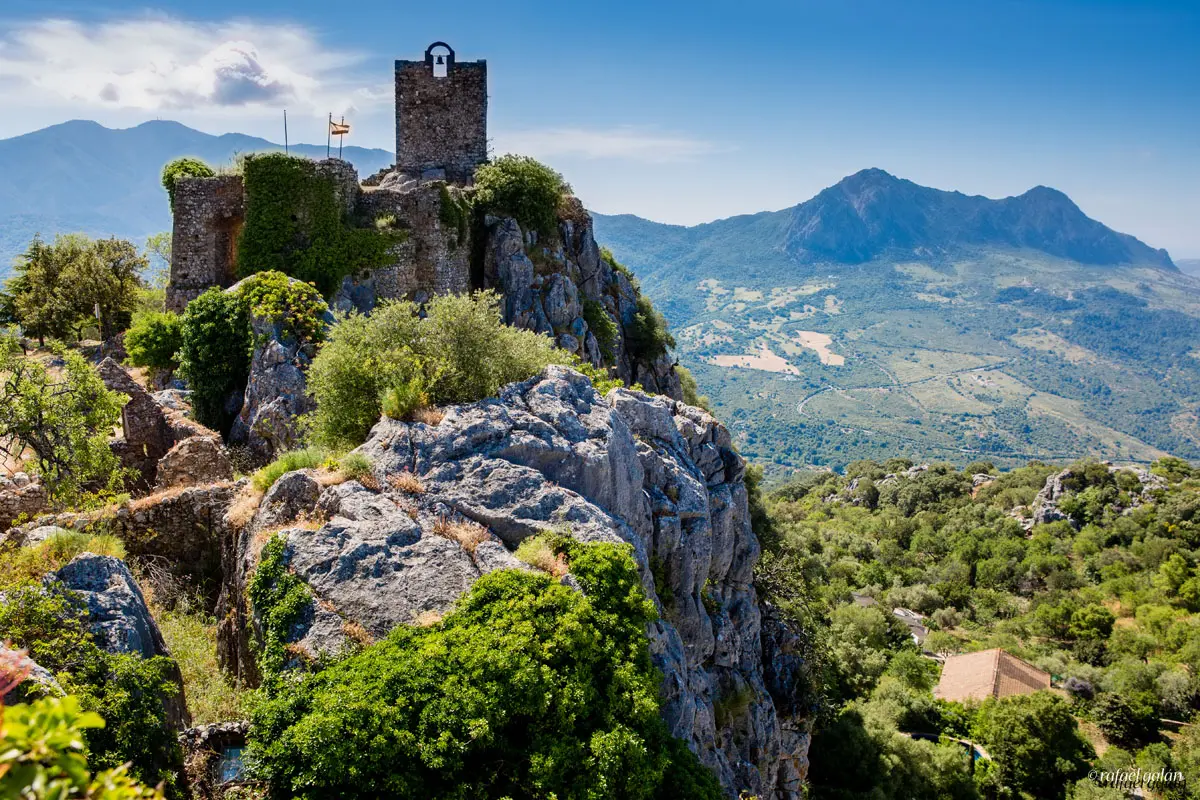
[0,16,385,117]
[499,126,728,163]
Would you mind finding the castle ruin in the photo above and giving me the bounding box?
[165,42,485,313]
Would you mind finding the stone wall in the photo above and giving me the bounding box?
[167,176,245,312]
[333,182,472,313]
[394,49,487,183]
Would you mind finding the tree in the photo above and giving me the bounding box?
[972,692,1094,800]
[62,237,147,341]
[0,343,128,504]
[176,288,251,434]
[473,154,570,235]
[3,235,146,344]
[6,235,85,345]
[124,312,184,371]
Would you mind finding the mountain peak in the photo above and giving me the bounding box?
[783,171,1173,269]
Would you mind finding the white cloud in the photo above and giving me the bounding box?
[0,16,384,117]
[499,126,727,163]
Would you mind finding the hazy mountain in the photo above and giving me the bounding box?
[594,172,1200,476]
[1180,259,1200,277]
[0,120,393,275]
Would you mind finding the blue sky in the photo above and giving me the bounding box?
[1,0,1197,256]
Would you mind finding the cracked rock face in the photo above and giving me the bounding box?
[220,366,809,798]
[483,207,683,400]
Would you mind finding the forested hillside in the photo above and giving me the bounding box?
[757,455,1200,798]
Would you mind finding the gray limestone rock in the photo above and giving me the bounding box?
[221,365,809,799]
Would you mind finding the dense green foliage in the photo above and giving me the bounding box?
[238,270,328,344]
[1,234,146,344]
[0,344,129,504]
[759,455,1200,799]
[160,157,215,211]
[176,287,250,434]
[626,294,675,362]
[305,291,574,449]
[247,538,723,800]
[237,153,395,294]
[0,692,163,800]
[0,585,184,792]
[472,155,571,236]
[248,534,314,675]
[124,310,183,370]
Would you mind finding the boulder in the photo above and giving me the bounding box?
[157,436,234,489]
[0,646,64,704]
[49,554,169,659]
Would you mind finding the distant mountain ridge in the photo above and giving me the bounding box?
[597,168,1173,274]
[782,169,1173,267]
[0,119,394,274]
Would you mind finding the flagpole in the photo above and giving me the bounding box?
[339,115,345,159]
[326,113,331,159]
[283,109,289,155]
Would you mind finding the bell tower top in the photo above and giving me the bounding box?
[394,42,487,183]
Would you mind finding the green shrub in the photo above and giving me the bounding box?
[626,294,675,362]
[124,310,183,370]
[437,183,471,248]
[472,155,570,236]
[237,153,395,295]
[246,539,723,800]
[0,584,184,792]
[0,693,164,799]
[380,374,431,421]
[972,692,1093,800]
[0,344,130,505]
[676,365,711,411]
[600,246,637,283]
[161,157,215,211]
[337,452,373,483]
[251,447,330,492]
[177,287,251,434]
[306,292,571,449]
[237,270,327,345]
[584,298,619,361]
[248,534,313,676]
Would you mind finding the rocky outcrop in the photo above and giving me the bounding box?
[98,358,175,486]
[0,472,47,531]
[48,553,190,729]
[0,645,64,704]
[219,366,808,798]
[483,203,682,398]
[157,436,234,489]
[1030,462,1168,527]
[229,284,331,462]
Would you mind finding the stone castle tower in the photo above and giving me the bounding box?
[394,42,487,183]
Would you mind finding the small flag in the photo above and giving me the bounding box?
[330,120,351,136]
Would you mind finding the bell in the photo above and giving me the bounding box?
[435,54,445,65]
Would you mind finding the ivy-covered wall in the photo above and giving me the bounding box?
[236,153,396,295]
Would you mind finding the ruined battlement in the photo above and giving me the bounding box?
[166,175,245,312]
[395,42,487,183]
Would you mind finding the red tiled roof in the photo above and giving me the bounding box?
[933,648,1050,703]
